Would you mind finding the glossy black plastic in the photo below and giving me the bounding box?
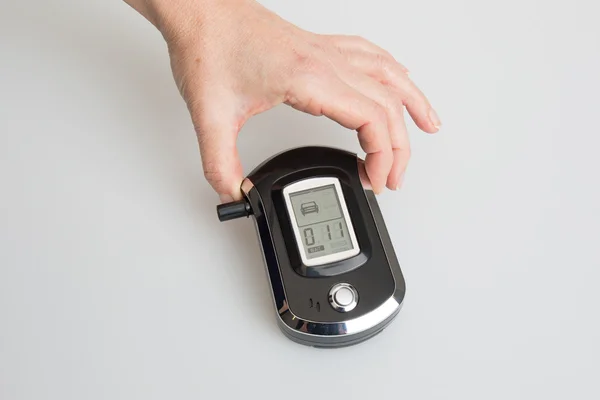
[220,146,406,347]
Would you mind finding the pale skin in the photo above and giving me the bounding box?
[123,0,441,203]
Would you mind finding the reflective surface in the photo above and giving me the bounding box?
[328,283,359,312]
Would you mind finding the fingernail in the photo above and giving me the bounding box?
[219,194,234,203]
[428,108,442,129]
[396,173,405,190]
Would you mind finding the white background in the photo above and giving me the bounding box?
[1,0,599,399]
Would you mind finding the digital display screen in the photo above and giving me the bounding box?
[288,184,354,260]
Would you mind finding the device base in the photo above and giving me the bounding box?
[276,301,403,348]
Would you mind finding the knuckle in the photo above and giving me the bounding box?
[372,104,388,126]
[357,128,378,150]
[374,54,400,83]
[390,100,405,120]
[291,49,312,68]
[350,34,368,45]
[289,48,325,76]
[381,91,402,116]
[384,144,395,159]
[202,162,225,186]
[374,53,387,69]
[303,96,324,116]
[393,138,411,159]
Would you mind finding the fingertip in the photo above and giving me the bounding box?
[357,159,373,191]
[227,177,245,202]
[383,146,409,190]
[428,108,442,131]
[219,194,234,204]
[407,105,442,134]
[396,172,405,190]
[364,152,393,195]
[394,76,441,134]
[371,177,384,194]
[218,184,243,204]
[368,172,386,194]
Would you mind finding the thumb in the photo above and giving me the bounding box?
[192,107,245,203]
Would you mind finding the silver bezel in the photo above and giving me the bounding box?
[328,283,359,312]
[282,177,360,267]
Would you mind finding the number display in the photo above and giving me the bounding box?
[303,222,344,246]
[303,228,315,246]
[286,181,358,263]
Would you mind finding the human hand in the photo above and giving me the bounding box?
[124,0,441,202]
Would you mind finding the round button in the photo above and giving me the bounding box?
[334,287,354,306]
[328,283,358,312]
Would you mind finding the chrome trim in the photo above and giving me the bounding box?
[278,295,401,338]
[328,283,359,313]
[249,213,402,339]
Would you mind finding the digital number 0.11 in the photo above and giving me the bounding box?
[303,222,344,246]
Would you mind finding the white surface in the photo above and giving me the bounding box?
[1,1,599,399]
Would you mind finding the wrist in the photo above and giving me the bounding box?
[123,0,159,26]
[128,0,252,43]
